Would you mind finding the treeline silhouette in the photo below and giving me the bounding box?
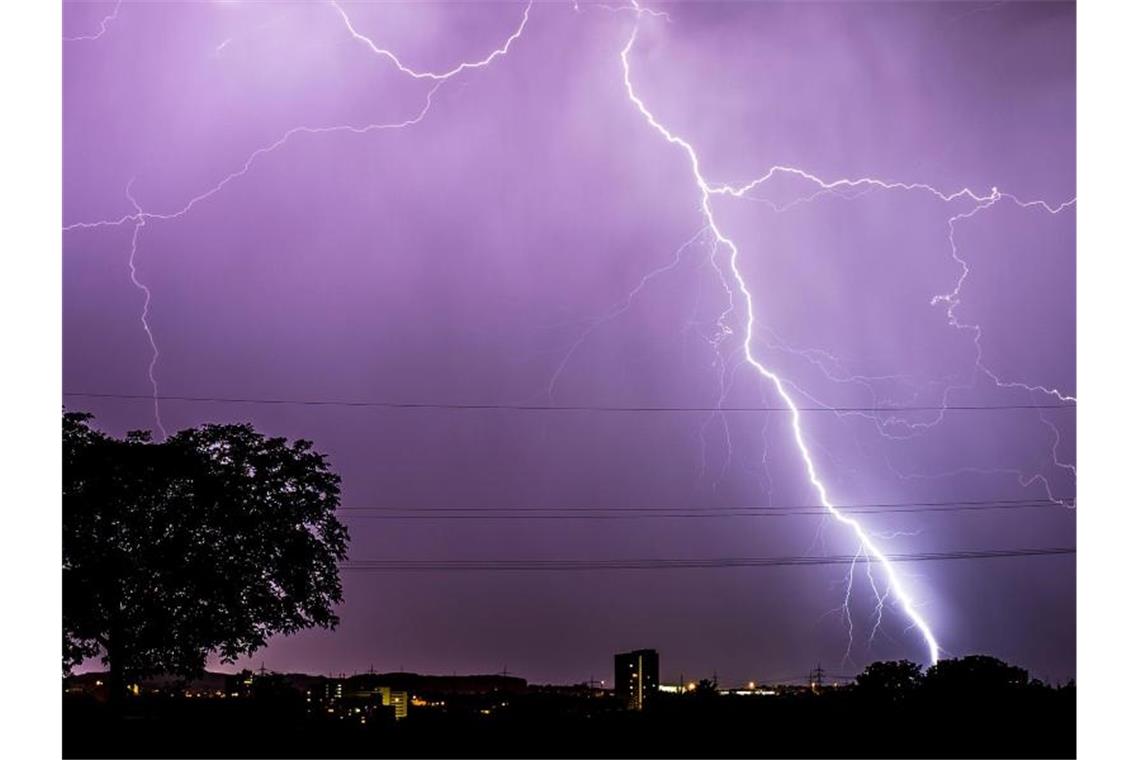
[64,655,1074,759]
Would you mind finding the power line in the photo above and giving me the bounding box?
[338,546,1075,572]
[335,496,1073,519]
[63,391,1076,414]
[335,496,1067,515]
[337,496,1067,515]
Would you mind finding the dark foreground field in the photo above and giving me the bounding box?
[64,686,1075,759]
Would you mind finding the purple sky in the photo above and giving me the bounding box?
[63,0,1075,685]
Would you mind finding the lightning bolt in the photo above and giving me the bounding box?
[573,1,672,22]
[66,85,442,232]
[547,225,709,398]
[841,546,862,667]
[620,1,943,663]
[865,557,890,649]
[1040,411,1076,480]
[330,0,531,82]
[64,0,122,43]
[932,193,1077,408]
[698,352,746,492]
[124,180,167,440]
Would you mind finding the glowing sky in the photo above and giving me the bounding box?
[63,0,1075,684]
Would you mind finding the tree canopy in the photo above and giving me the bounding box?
[854,654,1036,698]
[63,412,349,686]
[923,654,1030,693]
[854,659,923,696]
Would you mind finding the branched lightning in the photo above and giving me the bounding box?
[66,0,532,442]
[71,88,445,440]
[64,1,533,232]
[722,169,1077,416]
[681,145,1077,533]
[932,194,1077,407]
[620,1,943,663]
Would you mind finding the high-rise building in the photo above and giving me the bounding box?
[378,686,408,720]
[614,649,659,710]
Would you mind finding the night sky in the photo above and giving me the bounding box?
[63,1,1076,685]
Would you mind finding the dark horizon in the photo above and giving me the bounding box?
[62,652,1076,758]
[67,649,1073,690]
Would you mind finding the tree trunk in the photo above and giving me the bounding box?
[107,605,126,717]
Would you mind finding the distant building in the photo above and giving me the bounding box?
[615,649,659,710]
[322,679,344,703]
[379,686,408,720]
[225,670,257,698]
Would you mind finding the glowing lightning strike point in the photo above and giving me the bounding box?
[621,1,941,664]
[330,0,532,81]
[124,181,168,441]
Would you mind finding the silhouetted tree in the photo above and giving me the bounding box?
[63,412,349,709]
[855,659,923,698]
[922,655,1029,694]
